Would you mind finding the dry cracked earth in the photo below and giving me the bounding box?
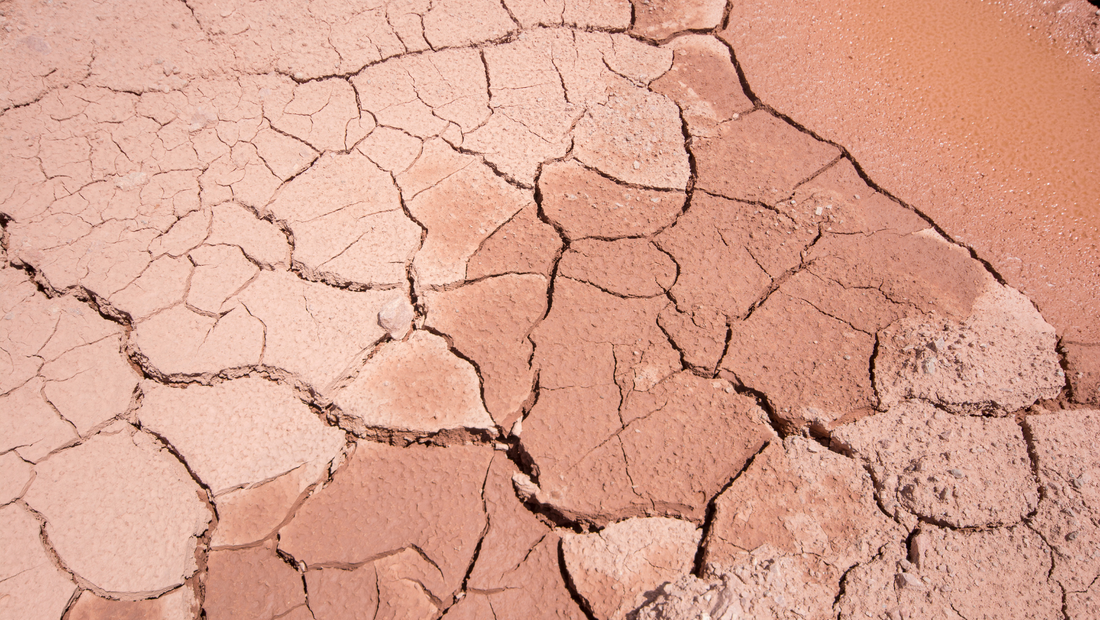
[0,0,1097,619]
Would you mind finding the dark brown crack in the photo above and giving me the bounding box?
[831,541,882,610]
[418,324,502,436]
[450,457,496,608]
[691,440,770,576]
[715,37,1013,293]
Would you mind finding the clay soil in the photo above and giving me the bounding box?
[0,1,1097,619]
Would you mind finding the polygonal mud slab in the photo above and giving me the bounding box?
[279,442,493,602]
[0,266,124,398]
[455,457,586,620]
[110,256,192,324]
[701,438,904,619]
[617,372,776,521]
[306,547,452,620]
[0,451,34,504]
[466,455,551,589]
[184,245,258,314]
[656,303,728,373]
[265,150,420,287]
[39,333,140,436]
[189,246,259,316]
[693,110,839,204]
[1065,342,1100,406]
[520,369,772,525]
[465,204,563,280]
[573,85,688,190]
[305,564,381,620]
[1025,409,1100,594]
[875,281,1064,414]
[332,330,496,434]
[719,214,1011,433]
[0,378,79,463]
[23,423,213,595]
[630,0,727,40]
[833,400,1038,528]
[0,504,77,620]
[558,238,676,298]
[562,517,701,620]
[539,160,685,241]
[209,465,320,549]
[447,533,586,620]
[402,142,532,287]
[206,203,292,270]
[720,284,878,434]
[650,34,755,136]
[66,586,197,620]
[137,377,346,495]
[656,191,814,321]
[232,271,398,390]
[837,526,1061,620]
[129,304,265,378]
[204,542,306,620]
[423,274,548,429]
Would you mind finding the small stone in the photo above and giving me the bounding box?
[377,296,415,339]
[895,572,924,590]
[949,468,965,478]
[910,535,928,569]
[23,424,213,594]
[333,331,495,433]
[923,357,937,375]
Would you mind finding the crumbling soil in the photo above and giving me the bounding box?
[1,0,1096,618]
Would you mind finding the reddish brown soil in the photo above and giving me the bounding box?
[1,1,1096,619]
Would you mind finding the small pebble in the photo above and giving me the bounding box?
[895,572,923,590]
[949,468,965,478]
[922,358,937,375]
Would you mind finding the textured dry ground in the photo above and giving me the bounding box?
[0,1,1097,619]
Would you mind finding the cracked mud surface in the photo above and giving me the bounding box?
[0,0,1096,618]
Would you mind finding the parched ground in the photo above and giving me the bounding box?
[1,1,1097,619]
